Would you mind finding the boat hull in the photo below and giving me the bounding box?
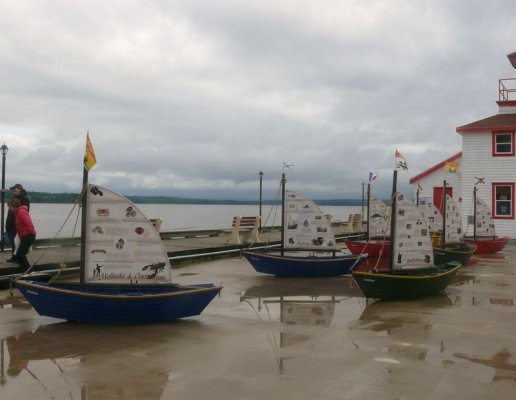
[462,236,509,254]
[352,262,462,300]
[16,280,223,323]
[242,251,365,277]
[433,242,476,265]
[343,240,390,257]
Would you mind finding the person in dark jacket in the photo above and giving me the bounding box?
[5,183,30,261]
[8,198,36,271]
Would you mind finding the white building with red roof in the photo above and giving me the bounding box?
[410,53,516,238]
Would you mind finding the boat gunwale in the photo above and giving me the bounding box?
[242,250,364,264]
[16,279,224,300]
[351,263,462,280]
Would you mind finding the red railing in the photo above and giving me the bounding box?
[499,78,516,101]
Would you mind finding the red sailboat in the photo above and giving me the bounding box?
[462,186,509,254]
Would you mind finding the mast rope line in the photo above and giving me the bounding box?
[371,192,395,273]
[244,179,282,251]
[10,184,87,293]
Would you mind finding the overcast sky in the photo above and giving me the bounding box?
[1,0,515,201]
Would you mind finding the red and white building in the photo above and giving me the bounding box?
[410,55,516,238]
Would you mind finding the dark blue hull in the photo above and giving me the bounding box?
[16,280,223,323]
[242,251,365,277]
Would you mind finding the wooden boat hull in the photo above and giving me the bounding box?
[433,242,476,265]
[242,251,365,277]
[352,262,462,300]
[343,240,390,257]
[462,236,509,254]
[16,280,223,323]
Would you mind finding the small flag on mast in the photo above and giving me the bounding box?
[368,172,377,182]
[84,132,97,171]
[395,149,409,173]
[417,182,423,192]
[475,176,485,185]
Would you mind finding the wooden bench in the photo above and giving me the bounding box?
[221,216,261,244]
[341,213,364,234]
[149,217,163,232]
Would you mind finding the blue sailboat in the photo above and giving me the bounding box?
[16,136,222,323]
[243,173,365,277]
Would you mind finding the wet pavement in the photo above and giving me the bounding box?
[1,246,516,399]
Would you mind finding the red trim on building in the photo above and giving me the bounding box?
[492,182,515,219]
[492,131,515,157]
[409,152,462,184]
[457,113,516,133]
[497,100,516,107]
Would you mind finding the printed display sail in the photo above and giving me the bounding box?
[418,199,443,232]
[368,196,390,238]
[475,196,496,237]
[445,194,462,242]
[392,193,434,270]
[84,184,173,284]
[284,190,336,250]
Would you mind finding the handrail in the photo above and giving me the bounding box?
[499,78,516,101]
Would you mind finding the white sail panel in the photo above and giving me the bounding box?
[392,193,434,270]
[84,184,173,284]
[418,199,443,233]
[475,196,496,237]
[368,196,390,238]
[284,190,336,250]
[445,194,462,242]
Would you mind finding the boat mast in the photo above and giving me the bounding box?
[473,186,477,240]
[366,183,371,239]
[442,180,447,246]
[388,169,398,271]
[80,162,88,283]
[280,173,286,257]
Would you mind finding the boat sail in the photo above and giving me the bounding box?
[344,182,391,257]
[462,186,509,253]
[284,190,336,250]
[352,154,462,300]
[417,199,443,233]
[16,135,223,323]
[243,172,365,277]
[432,182,476,265]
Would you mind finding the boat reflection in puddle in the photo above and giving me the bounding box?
[239,276,363,372]
[0,320,208,399]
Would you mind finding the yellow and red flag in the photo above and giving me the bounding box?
[84,132,97,171]
[444,161,459,173]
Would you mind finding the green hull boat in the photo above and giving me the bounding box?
[433,242,476,265]
[352,262,462,300]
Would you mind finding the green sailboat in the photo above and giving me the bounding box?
[352,167,462,300]
[432,181,476,264]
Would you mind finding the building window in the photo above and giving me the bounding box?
[492,182,515,219]
[492,131,515,156]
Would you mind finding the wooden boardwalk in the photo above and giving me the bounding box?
[0,226,364,287]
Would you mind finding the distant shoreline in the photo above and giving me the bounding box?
[22,191,365,206]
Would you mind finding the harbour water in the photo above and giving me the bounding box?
[1,248,516,399]
[27,203,363,239]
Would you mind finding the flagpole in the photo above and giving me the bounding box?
[80,162,88,284]
[442,180,447,246]
[280,173,286,257]
[388,169,398,271]
[473,186,477,240]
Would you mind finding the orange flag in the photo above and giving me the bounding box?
[84,132,97,171]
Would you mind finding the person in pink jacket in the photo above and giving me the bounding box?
[8,198,36,271]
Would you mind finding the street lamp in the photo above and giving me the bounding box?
[259,171,263,231]
[0,143,8,252]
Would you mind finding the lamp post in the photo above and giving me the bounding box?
[0,143,7,252]
[259,171,263,231]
